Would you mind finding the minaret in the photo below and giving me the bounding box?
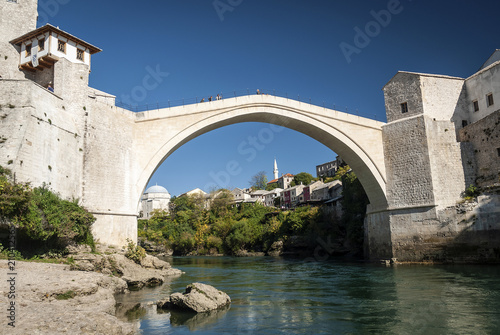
[273,158,279,180]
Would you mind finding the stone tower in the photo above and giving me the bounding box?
[0,0,39,79]
[273,158,278,180]
[365,71,474,261]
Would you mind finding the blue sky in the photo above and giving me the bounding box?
[40,0,500,196]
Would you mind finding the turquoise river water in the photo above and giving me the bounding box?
[115,257,500,334]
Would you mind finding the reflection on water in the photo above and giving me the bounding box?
[167,307,230,331]
[114,257,500,334]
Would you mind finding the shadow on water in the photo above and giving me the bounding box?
[161,306,230,331]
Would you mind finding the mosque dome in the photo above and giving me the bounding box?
[144,185,170,196]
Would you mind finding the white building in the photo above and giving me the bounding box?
[139,185,171,219]
[179,188,207,197]
[9,23,101,91]
[265,188,283,207]
[232,187,252,204]
[311,180,342,202]
[11,24,100,70]
[250,190,268,204]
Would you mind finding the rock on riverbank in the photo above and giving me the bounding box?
[157,282,231,313]
[0,246,184,334]
[0,260,135,335]
[69,245,183,289]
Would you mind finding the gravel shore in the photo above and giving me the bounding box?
[1,249,183,335]
[1,260,136,334]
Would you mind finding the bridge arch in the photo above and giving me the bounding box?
[133,95,387,211]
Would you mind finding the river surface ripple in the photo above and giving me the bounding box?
[114,257,500,334]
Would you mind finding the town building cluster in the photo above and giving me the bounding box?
[140,157,346,219]
[231,158,345,210]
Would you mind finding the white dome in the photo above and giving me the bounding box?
[144,185,170,195]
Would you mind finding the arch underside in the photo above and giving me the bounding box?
[136,105,388,211]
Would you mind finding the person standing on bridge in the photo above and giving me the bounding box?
[256,89,260,95]
[200,98,205,103]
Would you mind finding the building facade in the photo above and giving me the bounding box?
[316,156,344,178]
[139,185,171,219]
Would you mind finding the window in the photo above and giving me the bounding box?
[38,38,45,51]
[462,120,468,128]
[76,49,84,61]
[401,102,408,114]
[473,100,479,112]
[487,93,494,107]
[25,43,31,57]
[57,40,66,53]
[497,148,500,157]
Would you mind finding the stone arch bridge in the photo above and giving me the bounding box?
[1,79,473,261]
[84,94,387,247]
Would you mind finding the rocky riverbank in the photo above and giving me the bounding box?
[0,245,183,335]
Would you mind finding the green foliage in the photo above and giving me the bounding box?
[137,173,369,257]
[333,165,351,180]
[0,243,23,260]
[266,182,279,191]
[125,238,146,264]
[279,206,320,236]
[0,167,96,255]
[341,170,369,249]
[225,219,264,253]
[55,290,76,300]
[210,189,234,217]
[174,232,196,254]
[206,235,223,253]
[24,185,96,247]
[463,184,480,200]
[249,171,268,190]
[292,172,314,187]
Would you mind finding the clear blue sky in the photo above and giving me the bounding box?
[41,0,500,196]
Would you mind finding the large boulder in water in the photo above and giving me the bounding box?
[158,283,231,313]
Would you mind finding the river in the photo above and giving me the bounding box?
[115,257,500,334]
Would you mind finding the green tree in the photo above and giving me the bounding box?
[341,170,368,251]
[249,171,268,190]
[210,189,234,217]
[266,182,279,191]
[291,172,314,186]
[0,167,95,254]
[333,165,351,180]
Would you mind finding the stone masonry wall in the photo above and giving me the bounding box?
[458,109,500,187]
[382,115,435,209]
[420,75,465,121]
[81,101,136,214]
[383,72,423,123]
[389,193,500,262]
[0,79,86,200]
[0,0,38,80]
[81,101,138,247]
[425,118,468,209]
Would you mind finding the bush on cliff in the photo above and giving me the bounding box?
[0,166,95,256]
